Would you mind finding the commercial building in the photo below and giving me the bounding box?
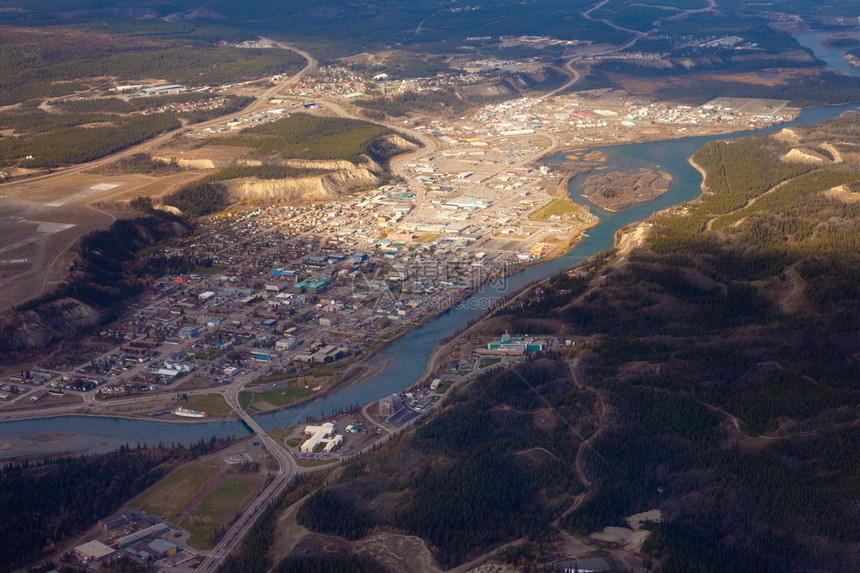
[75,540,116,563]
[116,523,170,548]
[300,422,343,453]
[178,325,205,339]
[199,291,216,302]
[309,345,348,363]
[140,85,189,96]
[147,538,180,558]
[378,395,400,416]
[249,348,272,362]
[444,196,492,210]
[275,337,300,351]
[293,277,332,294]
[318,313,338,327]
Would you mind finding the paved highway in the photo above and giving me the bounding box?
[0,43,317,192]
[195,376,297,572]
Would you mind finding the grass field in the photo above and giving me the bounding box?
[238,391,254,412]
[267,425,298,450]
[182,393,234,417]
[240,386,313,414]
[193,479,258,519]
[528,199,579,221]
[132,461,262,549]
[131,463,220,519]
[183,519,219,550]
[436,381,455,394]
[480,357,503,369]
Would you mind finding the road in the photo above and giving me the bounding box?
[195,376,297,573]
[2,10,721,563]
[0,44,318,312]
[157,6,729,565]
[1,44,317,193]
[548,0,718,99]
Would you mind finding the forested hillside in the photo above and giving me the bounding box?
[224,112,860,572]
[0,27,304,105]
[207,114,397,163]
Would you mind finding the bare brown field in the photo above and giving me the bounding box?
[152,144,253,165]
[0,203,115,311]
[701,68,818,87]
[614,68,819,96]
[0,170,206,310]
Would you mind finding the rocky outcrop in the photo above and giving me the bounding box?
[284,158,370,171]
[378,134,420,154]
[230,164,381,202]
[154,204,183,216]
[781,148,826,164]
[0,298,101,354]
[153,156,216,170]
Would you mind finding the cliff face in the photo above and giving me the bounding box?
[229,159,383,202]
[153,156,216,170]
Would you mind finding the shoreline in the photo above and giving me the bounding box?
[415,149,714,391]
[688,155,709,194]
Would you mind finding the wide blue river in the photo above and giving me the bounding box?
[2,100,858,459]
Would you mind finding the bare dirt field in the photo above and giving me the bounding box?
[615,68,818,97]
[151,144,253,168]
[0,170,203,310]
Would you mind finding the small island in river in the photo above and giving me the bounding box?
[583,169,672,211]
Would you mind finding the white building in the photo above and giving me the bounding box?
[300,422,343,453]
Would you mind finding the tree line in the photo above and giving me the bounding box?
[2,438,233,571]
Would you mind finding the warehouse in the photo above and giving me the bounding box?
[147,538,180,558]
[116,523,170,548]
[140,84,189,95]
[75,540,116,563]
[98,514,128,531]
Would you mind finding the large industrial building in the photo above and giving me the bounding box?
[140,84,189,95]
[116,523,170,548]
[477,332,544,356]
[74,540,116,563]
[147,538,180,558]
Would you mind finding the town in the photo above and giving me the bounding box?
[0,34,813,573]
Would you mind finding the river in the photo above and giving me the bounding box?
[2,101,859,459]
[795,31,859,77]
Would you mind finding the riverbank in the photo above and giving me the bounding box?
[688,156,709,193]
